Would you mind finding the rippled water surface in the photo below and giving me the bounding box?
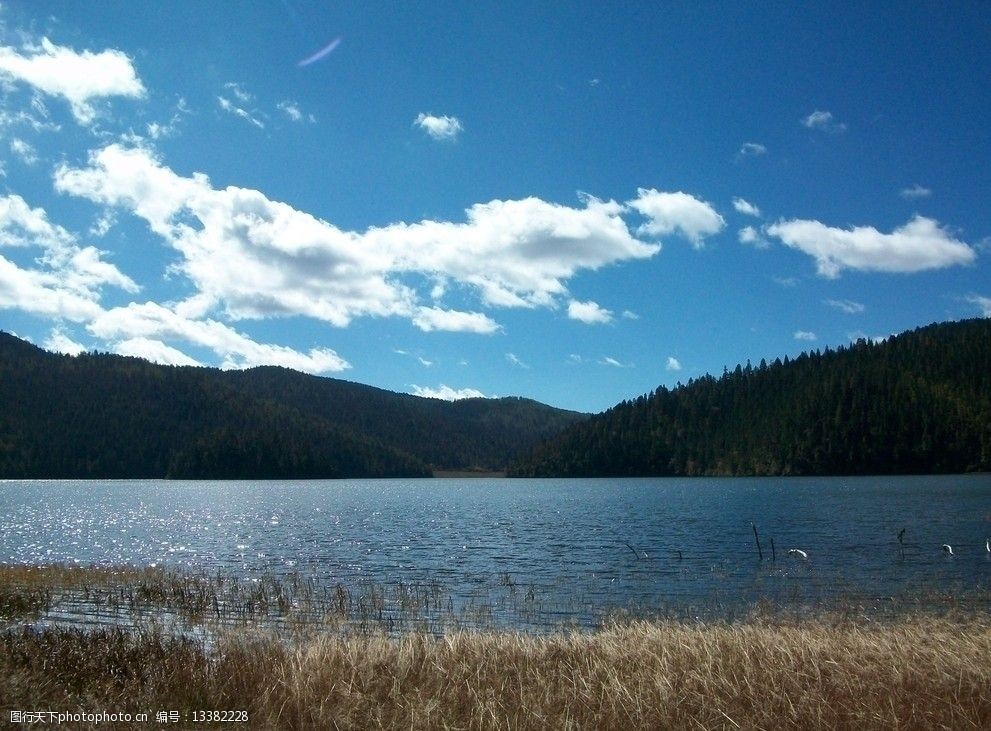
[2,476,991,625]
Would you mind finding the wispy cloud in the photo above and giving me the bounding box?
[217,95,264,129]
[900,184,931,200]
[0,37,145,125]
[505,352,529,368]
[277,100,314,124]
[9,137,37,165]
[824,298,865,314]
[737,142,767,158]
[600,356,632,368]
[794,330,817,341]
[665,356,682,371]
[223,82,252,104]
[802,110,846,133]
[966,294,991,317]
[414,113,463,141]
[146,97,190,140]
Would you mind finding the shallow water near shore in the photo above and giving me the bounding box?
[2,475,990,629]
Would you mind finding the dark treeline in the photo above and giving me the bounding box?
[511,319,991,477]
[0,333,584,479]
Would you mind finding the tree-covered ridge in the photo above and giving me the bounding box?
[511,319,991,477]
[0,334,585,479]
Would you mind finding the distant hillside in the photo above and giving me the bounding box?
[0,333,585,479]
[511,319,991,477]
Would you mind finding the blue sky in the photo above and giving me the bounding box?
[0,2,988,413]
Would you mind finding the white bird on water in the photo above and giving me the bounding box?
[787,549,808,559]
[942,544,954,555]
[986,539,989,553]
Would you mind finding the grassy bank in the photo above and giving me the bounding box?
[2,618,990,729]
[3,565,990,728]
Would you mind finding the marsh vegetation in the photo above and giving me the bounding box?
[2,564,991,729]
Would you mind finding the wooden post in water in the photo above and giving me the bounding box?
[751,522,763,561]
[898,528,906,560]
[770,538,776,561]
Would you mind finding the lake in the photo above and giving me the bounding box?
[2,475,990,629]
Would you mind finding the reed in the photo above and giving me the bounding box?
[2,616,990,729]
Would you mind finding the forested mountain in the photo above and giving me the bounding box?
[511,319,991,477]
[0,333,585,479]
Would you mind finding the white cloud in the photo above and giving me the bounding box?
[766,215,975,278]
[0,194,74,249]
[88,301,350,374]
[966,294,991,317]
[55,145,659,331]
[0,38,145,124]
[43,328,86,355]
[414,113,463,140]
[900,184,931,200]
[113,336,201,367]
[732,197,761,218]
[412,306,501,334]
[666,356,682,371]
[410,384,487,401]
[567,299,613,325]
[824,298,865,314]
[802,110,846,133]
[568,353,583,363]
[0,194,135,322]
[627,188,725,248]
[794,330,817,341]
[89,211,116,237]
[600,356,631,368]
[217,96,265,129]
[738,142,767,158]
[0,255,104,322]
[738,225,770,249]
[621,309,639,320]
[773,276,798,287]
[9,138,37,165]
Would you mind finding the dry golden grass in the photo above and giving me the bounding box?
[3,617,990,729]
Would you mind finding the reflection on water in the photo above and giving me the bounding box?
[1,476,990,629]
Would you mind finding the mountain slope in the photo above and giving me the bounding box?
[219,367,586,470]
[511,319,991,477]
[0,333,585,479]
